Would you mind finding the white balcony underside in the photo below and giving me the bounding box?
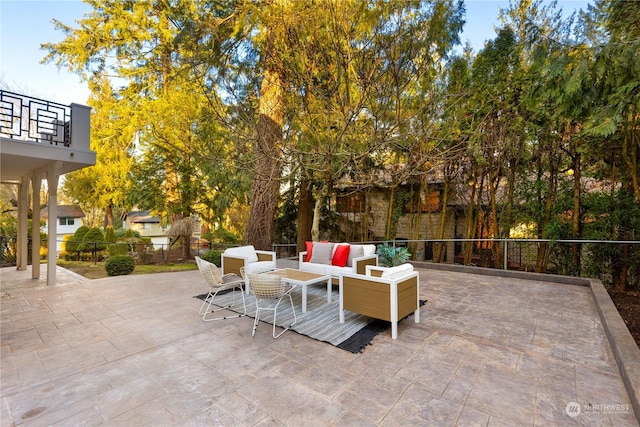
[0,137,96,182]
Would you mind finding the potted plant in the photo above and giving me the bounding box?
[376,242,411,267]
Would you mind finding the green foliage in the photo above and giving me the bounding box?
[0,215,47,265]
[41,0,639,287]
[104,226,116,243]
[200,249,222,267]
[108,243,129,256]
[80,227,106,252]
[0,214,17,237]
[581,190,640,290]
[202,229,238,244]
[376,243,411,268]
[385,189,412,240]
[273,184,298,245]
[105,255,135,276]
[136,238,154,265]
[65,226,90,254]
[115,228,140,240]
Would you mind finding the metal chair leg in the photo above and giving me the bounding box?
[199,286,247,321]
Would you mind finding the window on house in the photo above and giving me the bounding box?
[59,217,75,226]
[336,192,366,213]
[137,223,151,230]
[405,188,442,213]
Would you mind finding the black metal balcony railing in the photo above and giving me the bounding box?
[0,90,71,146]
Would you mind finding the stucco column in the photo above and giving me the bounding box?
[47,162,62,286]
[31,175,41,279]
[17,178,28,271]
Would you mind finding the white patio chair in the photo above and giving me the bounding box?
[196,256,246,321]
[243,268,297,338]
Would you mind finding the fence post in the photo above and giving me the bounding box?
[503,240,508,270]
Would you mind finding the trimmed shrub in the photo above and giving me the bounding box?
[105,255,135,276]
[80,227,107,252]
[200,249,222,266]
[105,226,116,243]
[108,243,129,256]
[115,228,140,240]
[66,226,89,255]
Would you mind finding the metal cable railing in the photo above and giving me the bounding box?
[2,236,638,287]
[273,238,640,287]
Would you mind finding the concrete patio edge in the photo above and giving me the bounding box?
[412,261,640,423]
[588,278,640,423]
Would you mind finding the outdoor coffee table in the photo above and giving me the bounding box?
[281,269,332,313]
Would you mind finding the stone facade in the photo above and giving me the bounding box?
[337,188,466,263]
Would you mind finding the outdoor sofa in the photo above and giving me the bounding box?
[298,241,378,284]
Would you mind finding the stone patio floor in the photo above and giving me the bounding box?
[1,260,639,426]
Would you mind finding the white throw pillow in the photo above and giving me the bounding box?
[380,263,414,279]
[347,245,364,267]
[362,244,376,256]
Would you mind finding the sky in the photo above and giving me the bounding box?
[0,0,591,106]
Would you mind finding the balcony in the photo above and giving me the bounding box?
[0,90,96,182]
[1,90,96,286]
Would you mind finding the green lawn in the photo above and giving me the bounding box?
[56,259,198,279]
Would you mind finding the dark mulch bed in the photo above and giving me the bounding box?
[609,290,640,348]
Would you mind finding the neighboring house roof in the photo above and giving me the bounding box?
[40,205,85,219]
[121,211,161,223]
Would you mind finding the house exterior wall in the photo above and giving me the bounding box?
[338,188,466,263]
[149,236,170,249]
[122,212,202,250]
[123,221,169,249]
[43,217,84,254]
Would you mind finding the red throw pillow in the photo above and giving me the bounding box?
[331,244,350,267]
[305,241,313,262]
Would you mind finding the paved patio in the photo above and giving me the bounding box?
[1,260,638,426]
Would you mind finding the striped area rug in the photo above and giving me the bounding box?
[195,283,391,353]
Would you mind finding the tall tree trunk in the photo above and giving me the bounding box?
[103,204,114,228]
[245,31,283,251]
[311,195,323,241]
[463,170,482,265]
[434,176,451,263]
[296,179,313,251]
[408,182,423,261]
[621,119,639,202]
[613,241,629,292]
[488,167,502,268]
[385,186,395,240]
[182,233,191,260]
[536,140,556,273]
[571,150,582,275]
